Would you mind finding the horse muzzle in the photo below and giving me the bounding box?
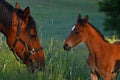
[27,59,45,73]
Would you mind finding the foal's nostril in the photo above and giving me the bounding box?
[63,44,71,51]
[63,44,68,49]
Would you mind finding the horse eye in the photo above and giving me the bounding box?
[29,32,36,38]
[29,29,36,38]
[30,34,36,38]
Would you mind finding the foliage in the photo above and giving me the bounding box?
[98,0,120,37]
[105,35,120,43]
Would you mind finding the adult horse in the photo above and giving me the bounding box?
[0,0,45,73]
[63,14,120,80]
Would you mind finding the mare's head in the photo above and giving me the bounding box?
[7,3,45,72]
[64,14,89,51]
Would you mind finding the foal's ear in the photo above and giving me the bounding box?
[15,2,20,9]
[23,7,30,23]
[84,15,89,23]
[78,14,82,19]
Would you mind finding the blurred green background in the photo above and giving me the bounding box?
[7,0,105,41]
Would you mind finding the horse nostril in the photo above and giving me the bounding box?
[29,59,33,64]
[63,43,71,51]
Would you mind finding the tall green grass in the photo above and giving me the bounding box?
[42,38,89,80]
[0,36,120,80]
[0,39,90,80]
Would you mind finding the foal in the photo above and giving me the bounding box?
[64,14,120,80]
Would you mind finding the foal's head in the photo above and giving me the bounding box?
[64,14,89,51]
[7,4,45,73]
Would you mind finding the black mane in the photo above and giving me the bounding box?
[77,18,86,26]
[88,23,107,42]
[77,18,107,42]
[0,0,14,30]
[0,0,36,31]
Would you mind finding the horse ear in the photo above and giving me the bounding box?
[84,15,89,23]
[12,11,18,28]
[15,2,20,9]
[23,7,30,23]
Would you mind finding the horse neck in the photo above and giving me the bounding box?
[84,24,108,55]
[0,0,14,37]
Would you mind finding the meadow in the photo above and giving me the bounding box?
[0,0,119,80]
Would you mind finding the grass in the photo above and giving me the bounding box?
[0,39,89,80]
[0,0,116,80]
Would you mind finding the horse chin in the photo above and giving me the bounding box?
[27,65,44,73]
[26,61,45,73]
[27,67,38,73]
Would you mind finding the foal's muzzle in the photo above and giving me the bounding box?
[63,43,71,51]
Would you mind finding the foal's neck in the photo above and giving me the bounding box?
[85,24,108,55]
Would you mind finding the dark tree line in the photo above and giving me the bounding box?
[98,0,120,37]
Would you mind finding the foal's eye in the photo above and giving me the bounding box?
[75,31,80,34]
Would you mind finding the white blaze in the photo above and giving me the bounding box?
[71,25,75,31]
